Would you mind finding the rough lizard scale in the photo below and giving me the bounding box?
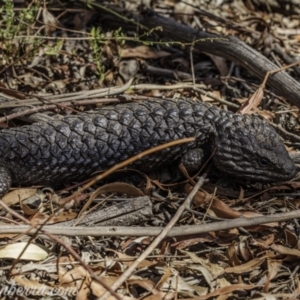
[0,98,296,195]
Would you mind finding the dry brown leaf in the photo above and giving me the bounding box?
[151,179,169,191]
[109,250,155,269]
[252,234,275,247]
[162,275,207,296]
[271,244,300,257]
[185,184,212,205]
[215,277,232,290]
[143,292,175,300]
[284,229,298,247]
[128,278,156,292]
[181,250,224,278]
[265,259,282,291]
[172,57,189,69]
[238,240,253,261]
[59,266,128,300]
[225,257,267,274]
[258,109,275,122]
[121,235,152,250]
[171,233,216,249]
[253,292,277,300]
[73,10,95,31]
[217,228,240,244]
[210,200,278,227]
[226,241,241,266]
[213,295,228,300]
[120,45,170,59]
[48,211,78,223]
[30,211,77,225]
[239,87,264,114]
[42,7,59,35]
[184,284,256,300]
[60,191,90,206]
[201,90,221,102]
[207,54,229,76]
[155,267,172,289]
[188,264,216,290]
[235,97,247,104]
[0,84,26,99]
[174,0,195,22]
[1,188,37,209]
[20,199,42,216]
[128,279,176,299]
[210,199,241,218]
[0,242,49,260]
[13,274,54,295]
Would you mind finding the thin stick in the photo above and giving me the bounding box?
[1,209,300,237]
[0,83,239,109]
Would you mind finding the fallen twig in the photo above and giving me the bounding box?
[1,209,300,237]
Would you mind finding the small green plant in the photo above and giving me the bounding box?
[0,0,38,64]
[44,40,64,56]
[90,27,106,80]
[113,27,126,45]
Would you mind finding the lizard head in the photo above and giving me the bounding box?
[212,114,298,183]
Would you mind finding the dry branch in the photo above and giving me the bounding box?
[96,6,300,108]
[2,209,300,237]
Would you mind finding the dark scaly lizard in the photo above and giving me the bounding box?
[0,98,296,195]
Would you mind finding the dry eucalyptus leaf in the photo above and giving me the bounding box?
[120,45,170,59]
[42,7,59,35]
[1,188,37,209]
[0,242,49,261]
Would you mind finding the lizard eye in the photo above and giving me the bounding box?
[259,157,269,167]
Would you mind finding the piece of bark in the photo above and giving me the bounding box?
[95,7,300,108]
[57,196,153,227]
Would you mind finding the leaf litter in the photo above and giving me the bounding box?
[0,0,300,299]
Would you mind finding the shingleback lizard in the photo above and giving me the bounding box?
[0,98,297,196]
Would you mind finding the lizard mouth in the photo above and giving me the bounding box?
[228,167,298,183]
[213,153,298,184]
